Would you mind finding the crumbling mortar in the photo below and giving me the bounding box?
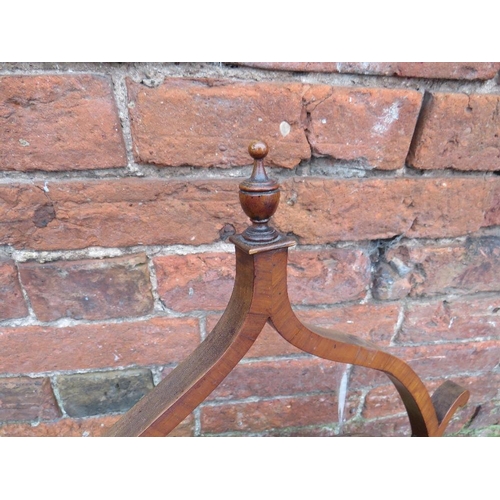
[395,335,500,349]
[13,260,37,321]
[144,253,165,313]
[109,73,140,175]
[199,388,340,408]
[193,407,202,436]
[199,315,208,341]
[238,352,313,365]
[353,388,371,420]
[389,302,407,346]
[11,241,235,264]
[0,362,177,382]
[49,375,68,418]
[0,62,499,96]
[0,160,496,185]
[403,289,500,305]
[0,306,204,329]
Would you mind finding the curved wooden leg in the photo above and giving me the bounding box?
[270,312,470,436]
[106,251,268,437]
[266,248,469,437]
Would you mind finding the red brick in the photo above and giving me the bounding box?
[399,296,500,344]
[0,317,199,374]
[408,92,500,171]
[453,372,500,403]
[0,259,28,320]
[486,181,500,226]
[0,179,246,251]
[154,253,235,312]
[349,365,391,390]
[0,413,194,437]
[294,303,401,346]
[286,248,370,305]
[350,341,500,390]
[238,63,500,80]
[0,377,61,422]
[304,86,422,170]
[0,415,120,437]
[0,75,126,171]
[206,315,302,357]
[19,253,153,321]
[276,177,499,243]
[362,384,408,420]
[200,392,359,434]
[1,177,498,251]
[127,78,310,169]
[374,237,500,300]
[154,248,370,312]
[205,357,346,402]
[393,341,500,379]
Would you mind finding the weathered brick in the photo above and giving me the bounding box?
[398,296,500,344]
[304,86,422,170]
[19,253,153,321]
[0,317,199,374]
[486,181,500,226]
[0,377,61,422]
[287,248,371,305]
[276,177,499,243]
[349,365,395,390]
[56,369,154,418]
[454,372,500,403]
[200,392,359,434]
[0,179,246,251]
[0,75,126,171]
[0,415,121,437]
[362,384,407,420]
[154,253,235,312]
[206,315,302,357]
[1,177,498,251]
[154,248,370,312]
[0,413,194,437]
[373,237,500,300]
[408,92,500,171]
[394,341,500,379]
[350,341,500,390]
[204,357,346,402]
[127,78,310,169]
[344,414,411,437]
[294,303,401,346]
[238,63,500,80]
[0,259,28,320]
[462,401,500,433]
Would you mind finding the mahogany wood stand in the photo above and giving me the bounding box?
[107,141,470,437]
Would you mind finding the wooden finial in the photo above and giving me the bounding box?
[239,140,280,243]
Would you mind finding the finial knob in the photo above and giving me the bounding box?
[238,140,280,243]
[248,140,269,160]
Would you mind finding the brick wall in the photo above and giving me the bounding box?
[0,62,499,437]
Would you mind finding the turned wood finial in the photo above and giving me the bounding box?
[239,140,280,243]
